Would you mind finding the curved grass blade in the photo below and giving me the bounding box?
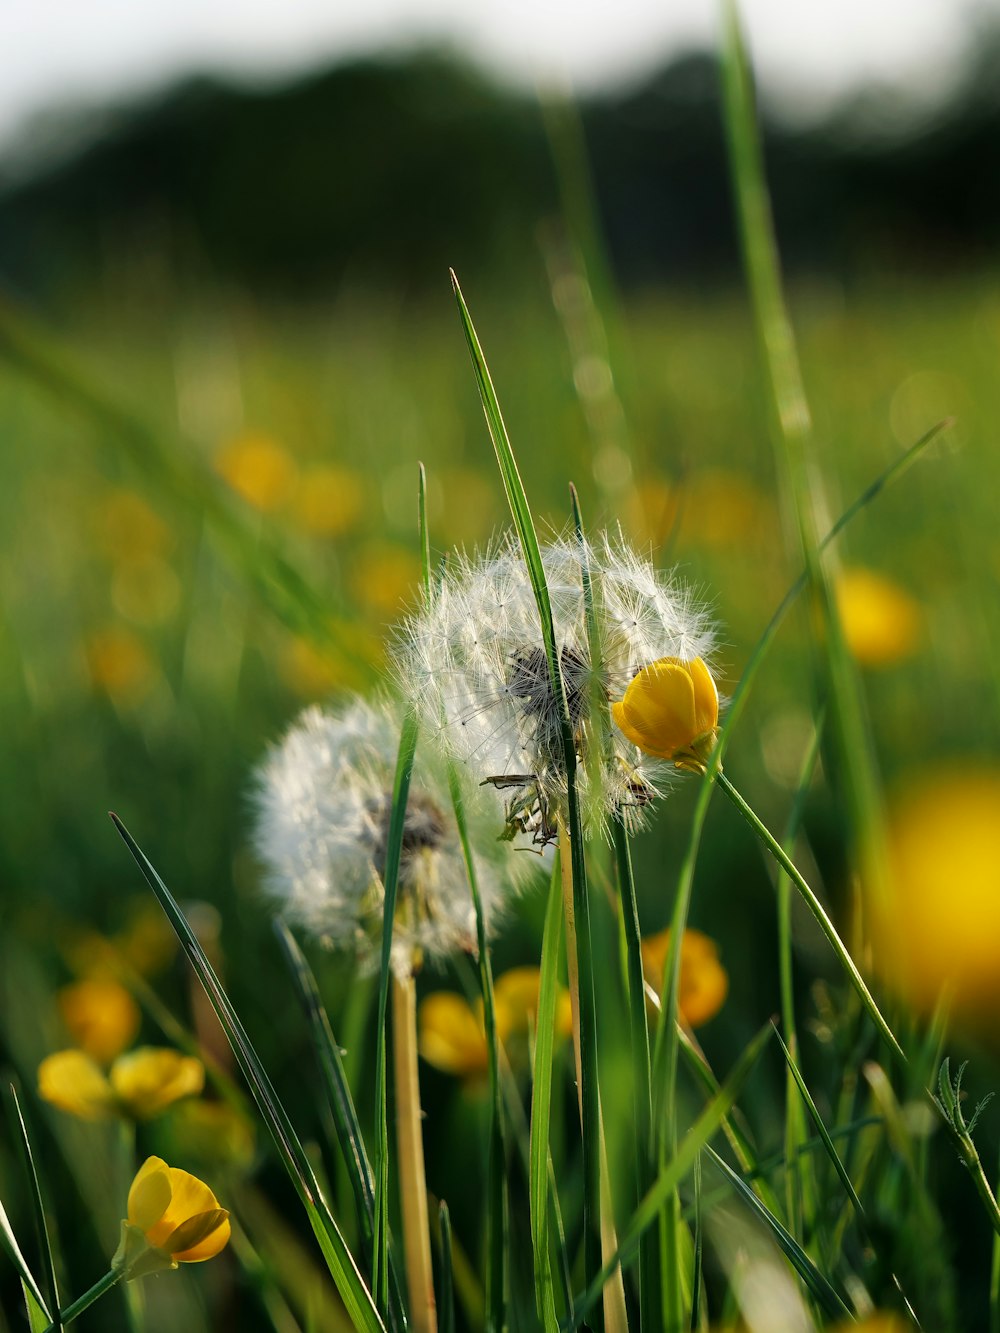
[0,1183,51,1317]
[438,1203,455,1333]
[0,1187,51,1321]
[704,1146,852,1322]
[371,710,420,1317]
[566,1022,773,1331]
[109,813,385,1333]
[451,270,602,1310]
[23,1280,51,1333]
[273,920,408,1333]
[530,857,565,1332]
[8,1086,61,1332]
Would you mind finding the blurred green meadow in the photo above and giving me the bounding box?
[3,33,1000,1333]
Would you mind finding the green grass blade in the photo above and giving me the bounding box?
[438,1203,455,1333]
[717,773,904,1062]
[273,921,408,1333]
[719,0,892,925]
[24,1280,51,1333]
[108,814,385,1333]
[371,709,420,1316]
[530,857,564,1331]
[0,1187,51,1320]
[704,1147,853,1322]
[417,463,432,602]
[447,765,508,1332]
[8,1087,61,1331]
[567,1022,773,1331]
[0,301,367,673]
[451,270,602,1308]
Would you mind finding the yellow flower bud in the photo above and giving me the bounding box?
[641,928,728,1029]
[113,1156,230,1279]
[38,1047,204,1122]
[611,657,719,770]
[57,979,141,1065]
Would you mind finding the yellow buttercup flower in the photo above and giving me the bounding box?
[418,992,490,1078]
[611,657,719,771]
[641,928,728,1029]
[873,766,1000,1021]
[216,432,298,512]
[418,968,573,1079]
[58,978,141,1064]
[835,567,921,668]
[39,1047,204,1121]
[112,1156,230,1280]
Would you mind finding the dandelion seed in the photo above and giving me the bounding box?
[253,695,526,978]
[394,533,716,838]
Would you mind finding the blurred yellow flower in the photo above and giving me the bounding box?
[165,1099,257,1171]
[291,464,364,537]
[278,635,350,698]
[419,968,573,1079]
[112,1155,230,1279]
[97,489,173,562]
[418,992,489,1078]
[875,767,1000,1020]
[351,545,422,616]
[835,567,921,668]
[216,432,298,512]
[641,928,728,1029]
[681,468,771,550]
[58,979,140,1064]
[833,1317,912,1332]
[612,657,719,771]
[116,902,178,978]
[39,1047,204,1121]
[85,628,155,704]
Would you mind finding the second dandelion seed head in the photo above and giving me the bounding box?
[395,532,718,839]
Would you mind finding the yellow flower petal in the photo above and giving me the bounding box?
[418,992,487,1077]
[38,1050,117,1120]
[127,1157,173,1231]
[613,657,719,763]
[163,1209,231,1262]
[145,1166,224,1252]
[58,979,140,1064]
[110,1048,205,1120]
[641,928,728,1029]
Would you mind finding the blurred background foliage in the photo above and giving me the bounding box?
[1,24,1000,1331]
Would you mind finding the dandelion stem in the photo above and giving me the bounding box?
[48,1269,122,1328]
[392,973,437,1333]
[557,821,627,1333]
[716,772,905,1063]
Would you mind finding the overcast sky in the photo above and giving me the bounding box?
[1,0,982,150]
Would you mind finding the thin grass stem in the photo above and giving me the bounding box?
[392,974,437,1333]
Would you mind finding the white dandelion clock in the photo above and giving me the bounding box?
[395,532,718,840]
[253,695,521,978]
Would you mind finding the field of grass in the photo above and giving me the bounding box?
[3,35,1000,1331]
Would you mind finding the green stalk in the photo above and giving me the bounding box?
[45,1270,122,1330]
[716,771,904,1061]
[612,817,660,1322]
[452,271,602,1316]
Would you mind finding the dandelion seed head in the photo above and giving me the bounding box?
[252,696,523,977]
[394,532,717,839]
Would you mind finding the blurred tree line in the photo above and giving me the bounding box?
[1,31,999,302]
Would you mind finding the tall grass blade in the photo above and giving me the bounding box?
[719,0,891,923]
[23,1281,51,1333]
[273,921,408,1333]
[371,710,420,1316]
[530,858,565,1332]
[437,1203,455,1333]
[8,1087,61,1331]
[451,270,602,1309]
[567,1022,773,1331]
[109,814,385,1333]
[704,1147,852,1322]
[0,1188,51,1320]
